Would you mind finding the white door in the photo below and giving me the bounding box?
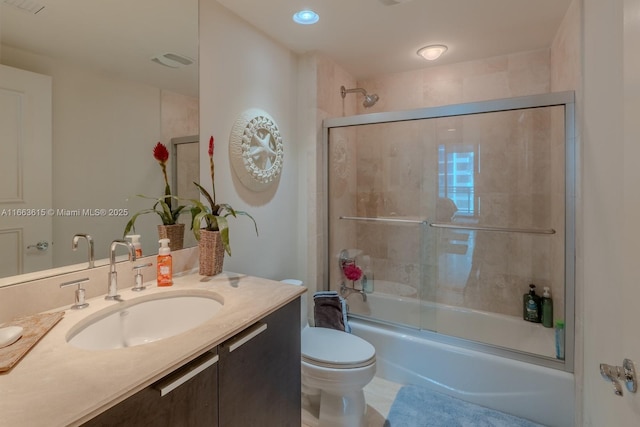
[621,0,640,422]
[0,64,52,278]
[583,0,640,425]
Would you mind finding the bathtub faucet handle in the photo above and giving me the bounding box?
[600,358,637,396]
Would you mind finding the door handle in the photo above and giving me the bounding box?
[156,351,219,397]
[227,322,268,353]
[27,241,49,251]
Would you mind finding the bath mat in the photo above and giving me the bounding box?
[385,384,544,427]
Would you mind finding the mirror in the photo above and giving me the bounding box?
[0,0,199,283]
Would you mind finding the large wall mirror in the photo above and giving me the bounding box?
[0,0,199,284]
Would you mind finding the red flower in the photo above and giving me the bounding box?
[343,263,363,281]
[153,142,169,164]
[208,136,214,157]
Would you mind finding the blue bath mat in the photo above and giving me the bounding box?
[385,384,544,427]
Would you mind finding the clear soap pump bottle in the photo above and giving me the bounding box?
[157,238,172,287]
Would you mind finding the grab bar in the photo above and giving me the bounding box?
[339,216,428,225]
[429,223,556,235]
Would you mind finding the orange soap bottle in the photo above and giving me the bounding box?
[157,238,173,286]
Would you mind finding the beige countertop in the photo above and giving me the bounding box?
[0,271,305,427]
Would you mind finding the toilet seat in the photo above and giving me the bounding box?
[302,327,376,369]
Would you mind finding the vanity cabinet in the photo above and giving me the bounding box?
[81,350,219,427]
[81,298,300,427]
[219,298,301,426]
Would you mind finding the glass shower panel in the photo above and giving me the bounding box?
[426,106,565,358]
[327,121,431,330]
[326,99,569,362]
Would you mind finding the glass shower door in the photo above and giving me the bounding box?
[325,92,574,367]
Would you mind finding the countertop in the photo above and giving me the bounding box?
[0,272,305,427]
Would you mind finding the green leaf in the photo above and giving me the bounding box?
[193,182,215,211]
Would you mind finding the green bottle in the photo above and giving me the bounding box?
[541,287,553,328]
[523,284,541,323]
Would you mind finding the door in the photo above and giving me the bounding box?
[583,0,640,425]
[218,299,301,427]
[0,64,52,278]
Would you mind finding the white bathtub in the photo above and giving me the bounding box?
[348,304,575,426]
[346,288,557,358]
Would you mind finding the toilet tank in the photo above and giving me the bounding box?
[280,279,307,329]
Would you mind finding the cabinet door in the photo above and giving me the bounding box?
[82,350,219,427]
[219,298,301,427]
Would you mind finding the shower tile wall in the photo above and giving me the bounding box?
[328,49,566,322]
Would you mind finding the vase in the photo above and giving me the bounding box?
[157,224,185,252]
[199,230,225,276]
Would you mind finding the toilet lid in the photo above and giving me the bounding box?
[302,327,376,369]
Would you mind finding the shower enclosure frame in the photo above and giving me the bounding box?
[322,91,576,372]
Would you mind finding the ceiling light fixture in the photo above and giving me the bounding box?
[293,9,319,25]
[417,44,448,61]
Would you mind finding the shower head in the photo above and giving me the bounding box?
[340,85,379,108]
[363,93,379,108]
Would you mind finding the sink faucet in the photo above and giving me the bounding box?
[72,233,95,268]
[106,239,137,301]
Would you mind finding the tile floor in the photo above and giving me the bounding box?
[301,376,402,427]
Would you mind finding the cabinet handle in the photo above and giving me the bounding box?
[228,322,268,353]
[156,352,219,397]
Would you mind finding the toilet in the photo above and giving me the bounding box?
[281,279,376,427]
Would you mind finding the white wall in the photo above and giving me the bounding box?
[199,1,300,280]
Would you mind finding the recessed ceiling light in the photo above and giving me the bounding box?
[417,45,448,61]
[293,9,319,25]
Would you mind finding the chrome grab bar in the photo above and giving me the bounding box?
[338,216,555,235]
[339,216,428,225]
[429,222,556,235]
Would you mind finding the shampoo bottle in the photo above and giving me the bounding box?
[157,238,172,287]
[523,284,541,323]
[126,234,143,257]
[541,287,553,328]
[555,320,565,360]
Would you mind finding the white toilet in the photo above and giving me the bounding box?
[281,280,376,427]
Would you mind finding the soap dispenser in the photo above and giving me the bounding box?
[541,287,553,328]
[157,238,173,287]
[523,284,541,323]
[126,234,143,257]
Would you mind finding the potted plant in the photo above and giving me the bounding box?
[191,136,258,275]
[123,142,188,251]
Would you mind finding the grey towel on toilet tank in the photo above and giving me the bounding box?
[313,291,350,332]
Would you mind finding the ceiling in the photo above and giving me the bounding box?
[0,0,198,97]
[217,0,574,79]
[0,0,573,94]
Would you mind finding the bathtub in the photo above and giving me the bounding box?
[346,287,557,358]
[346,291,575,427]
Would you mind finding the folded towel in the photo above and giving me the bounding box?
[313,291,351,333]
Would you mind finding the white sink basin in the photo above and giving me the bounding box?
[66,291,224,350]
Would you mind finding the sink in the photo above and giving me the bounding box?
[66,291,224,350]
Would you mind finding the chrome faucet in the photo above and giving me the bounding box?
[106,239,137,301]
[72,233,95,268]
[600,359,637,396]
[340,281,367,302]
